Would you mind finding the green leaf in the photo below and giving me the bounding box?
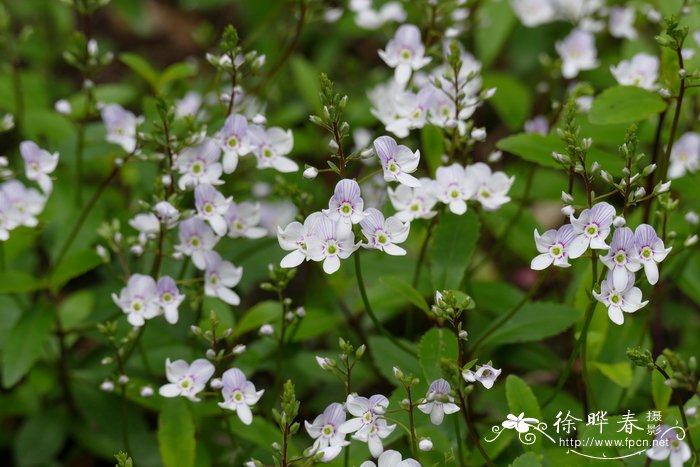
[589,86,667,125]
[58,290,95,329]
[652,370,672,411]
[0,271,43,293]
[14,408,67,466]
[158,62,198,90]
[420,125,445,174]
[49,249,102,291]
[290,56,321,113]
[482,72,533,130]
[369,336,420,384]
[2,306,54,388]
[505,375,542,450]
[475,0,516,68]
[593,362,633,388]
[120,52,159,89]
[429,211,480,290]
[418,328,458,382]
[158,398,196,467]
[380,276,429,313]
[233,301,280,338]
[511,452,543,467]
[480,302,584,348]
[226,414,279,454]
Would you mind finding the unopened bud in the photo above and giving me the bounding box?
[140,386,154,398]
[561,205,575,216]
[613,216,626,228]
[561,192,574,203]
[303,166,318,179]
[419,438,433,451]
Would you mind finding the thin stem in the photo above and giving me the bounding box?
[406,385,419,459]
[354,251,417,357]
[658,49,686,183]
[458,390,494,467]
[654,364,697,453]
[412,217,437,288]
[454,415,466,467]
[643,110,668,223]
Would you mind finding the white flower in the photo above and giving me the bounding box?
[462,364,502,389]
[512,0,556,27]
[1,180,46,232]
[156,276,185,324]
[378,24,431,84]
[308,213,359,274]
[600,227,642,291]
[225,201,267,239]
[112,274,159,327]
[531,224,578,270]
[668,132,700,179]
[373,136,421,187]
[524,115,549,135]
[277,212,324,268]
[20,141,59,194]
[259,324,274,336]
[140,386,154,398]
[384,86,432,137]
[101,104,141,153]
[467,163,514,211]
[175,217,220,270]
[360,208,410,256]
[417,379,460,425]
[634,224,671,285]
[216,113,251,173]
[352,1,406,30]
[175,91,203,119]
[55,99,72,115]
[340,394,390,435]
[610,53,658,90]
[303,166,319,179]
[324,179,367,225]
[129,212,160,245]
[594,274,647,325]
[556,29,599,79]
[195,184,232,236]
[433,163,476,215]
[203,251,243,305]
[305,403,350,462]
[568,201,615,258]
[218,368,264,425]
[175,139,224,190]
[387,179,438,222]
[154,201,180,228]
[502,412,540,433]
[608,6,637,39]
[247,125,298,173]
[418,438,433,452]
[360,450,421,467]
[159,358,215,401]
[647,425,691,467]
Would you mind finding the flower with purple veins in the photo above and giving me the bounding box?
[378,24,431,84]
[417,379,460,425]
[1,180,46,229]
[360,208,409,256]
[568,201,615,258]
[216,113,251,173]
[324,179,367,225]
[556,28,599,79]
[154,201,180,228]
[634,224,671,285]
[112,274,160,327]
[466,163,514,212]
[225,201,267,239]
[203,251,243,306]
[305,402,350,462]
[218,368,264,425]
[175,138,223,190]
[309,213,359,274]
[600,226,642,291]
[646,425,691,467]
[195,184,232,236]
[531,224,578,270]
[462,364,501,389]
[156,276,185,324]
[387,178,437,222]
[20,141,59,194]
[360,450,420,467]
[433,163,476,215]
[593,274,648,325]
[175,217,220,270]
[101,103,141,153]
[129,212,160,245]
[373,136,421,187]
[277,212,324,269]
[339,394,390,435]
[159,358,215,401]
[247,125,298,173]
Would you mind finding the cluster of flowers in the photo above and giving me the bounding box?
[531,201,671,324]
[112,274,185,326]
[0,141,59,241]
[158,358,263,425]
[369,24,489,139]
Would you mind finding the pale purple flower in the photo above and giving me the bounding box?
[593,274,648,325]
[600,227,642,291]
[1,180,46,229]
[359,450,420,467]
[646,425,692,467]
[634,224,671,285]
[368,80,417,138]
[524,115,549,135]
[20,141,59,194]
[323,179,367,225]
[568,201,615,258]
[203,251,243,305]
[154,201,180,228]
[351,1,406,30]
[305,403,350,462]
[224,201,267,239]
[216,113,251,173]
[502,413,540,433]
[387,179,438,222]
[309,214,359,274]
[247,125,298,173]
[176,139,223,190]
[101,104,141,153]
[668,132,700,179]
[156,276,185,324]
[512,0,556,27]
[0,191,15,241]
[466,163,514,211]
[385,86,432,137]
[175,91,202,119]
[353,418,397,458]
[195,184,232,236]
[218,368,264,425]
[378,24,431,84]
[556,29,599,79]
[175,217,220,270]
[373,136,420,187]
[360,208,410,256]
[610,53,658,90]
[417,379,460,425]
[277,212,324,268]
[339,394,390,435]
[462,364,501,389]
[129,213,160,245]
[531,224,578,270]
[609,6,637,39]
[159,358,215,401]
[112,274,159,327]
[433,163,476,215]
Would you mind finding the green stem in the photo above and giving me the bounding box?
[406,385,419,459]
[658,48,686,183]
[458,390,494,467]
[654,364,697,453]
[412,217,437,288]
[454,415,466,467]
[354,251,416,357]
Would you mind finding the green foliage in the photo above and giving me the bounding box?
[158,398,196,467]
[2,306,54,388]
[589,86,668,125]
[429,211,480,290]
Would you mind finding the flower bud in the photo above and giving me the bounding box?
[140,386,154,398]
[561,205,575,216]
[643,164,657,176]
[118,374,129,385]
[471,127,487,141]
[613,216,626,228]
[206,349,216,359]
[685,211,699,225]
[419,438,434,451]
[561,192,574,203]
[458,330,468,340]
[100,380,115,392]
[252,114,267,125]
[634,187,646,199]
[487,150,502,163]
[303,167,318,179]
[55,99,72,115]
[685,234,698,247]
[393,366,404,379]
[232,344,246,355]
[210,378,223,389]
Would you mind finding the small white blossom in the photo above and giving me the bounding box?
[101,104,141,153]
[608,6,637,39]
[156,276,185,324]
[556,29,599,79]
[417,379,460,425]
[175,217,220,270]
[531,224,578,270]
[433,163,476,215]
[176,139,224,190]
[419,438,433,452]
[467,163,514,211]
[387,179,437,222]
[303,166,319,179]
[568,201,615,258]
[378,24,431,84]
[112,274,159,327]
[462,364,501,389]
[634,224,671,285]
[305,403,350,462]
[216,113,251,173]
[203,251,243,305]
[600,227,642,291]
[593,274,647,325]
[225,201,267,239]
[668,132,699,179]
[324,179,367,225]
[247,125,298,173]
[511,0,556,27]
[218,368,264,425]
[360,208,409,256]
[20,141,59,194]
[359,450,421,467]
[195,184,232,236]
[159,358,215,401]
[278,212,324,268]
[373,136,421,187]
[647,425,691,467]
[610,53,658,90]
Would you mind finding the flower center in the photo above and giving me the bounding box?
[322,424,334,438]
[550,244,563,257]
[209,275,219,285]
[192,162,203,174]
[641,247,652,259]
[615,251,626,264]
[363,411,373,423]
[611,293,621,304]
[179,377,193,389]
[132,300,143,312]
[388,161,398,173]
[376,232,388,244]
[233,390,243,402]
[480,189,491,199]
[410,203,420,212]
[204,203,214,214]
[326,242,338,255]
[450,188,460,199]
[227,136,238,148]
[163,292,173,303]
[585,224,598,236]
[263,147,273,158]
[340,203,352,215]
[401,49,412,61]
[235,221,244,231]
[191,237,201,248]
